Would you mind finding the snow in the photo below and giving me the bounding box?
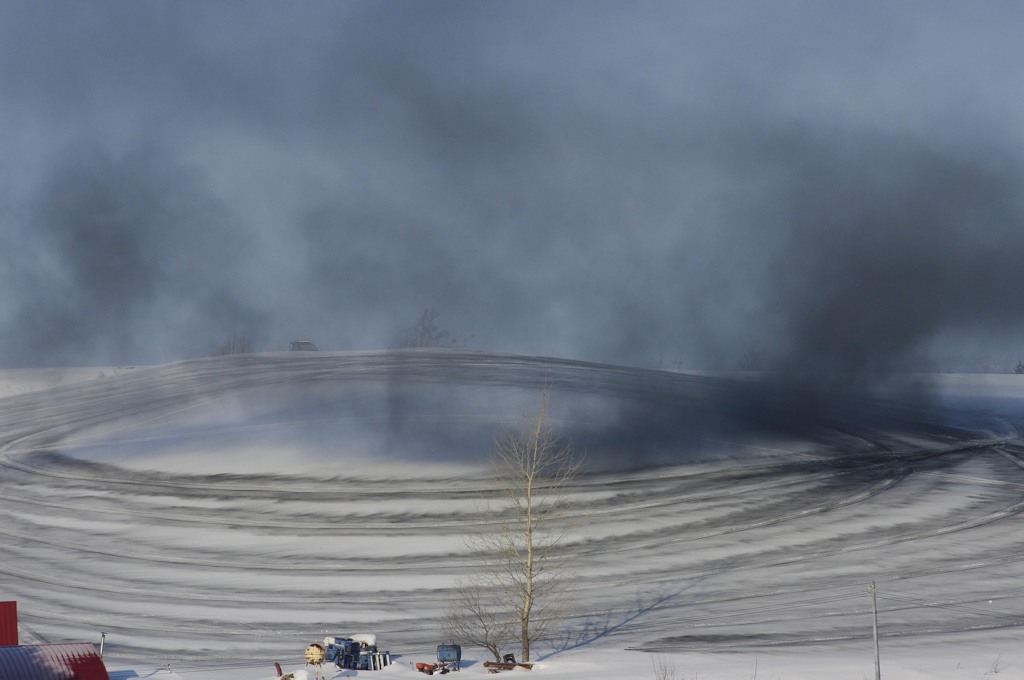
[101,645,1024,680]
[3,352,1024,680]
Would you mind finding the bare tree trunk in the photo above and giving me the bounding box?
[449,389,583,664]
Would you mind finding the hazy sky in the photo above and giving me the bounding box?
[4,1,1024,370]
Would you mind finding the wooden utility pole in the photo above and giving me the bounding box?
[870,582,881,680]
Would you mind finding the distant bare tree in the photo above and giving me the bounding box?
[451,390,584,663]
[1015,360,1024,375]
[211,332,254,356]
[402,307,470,348]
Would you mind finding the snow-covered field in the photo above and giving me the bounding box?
[2,350,1024,680]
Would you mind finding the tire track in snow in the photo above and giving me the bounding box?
[2,350,1021,663]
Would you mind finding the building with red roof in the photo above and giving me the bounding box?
[0,602,110,680]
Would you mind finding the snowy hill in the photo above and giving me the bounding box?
[2,350,1024,680]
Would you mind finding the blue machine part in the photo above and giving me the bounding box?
[323,637,357,665]
[437,643,462,669]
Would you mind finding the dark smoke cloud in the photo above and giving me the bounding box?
[691,125,1024,375]
[3,1,1024,374]
[5,144,264,366]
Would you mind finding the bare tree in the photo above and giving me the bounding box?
[211,331,254,356]
[652,655,679,680]
[452,390,584,663]
[402,307,471,348]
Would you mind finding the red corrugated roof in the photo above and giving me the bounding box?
[0,603,15,646]
[0,643,109,680]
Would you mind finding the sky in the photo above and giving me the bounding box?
[4,1,1024,371]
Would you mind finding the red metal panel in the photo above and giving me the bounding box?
[0,643,110,680]
[0,602,15,646]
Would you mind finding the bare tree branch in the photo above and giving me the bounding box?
[401,307,472,348]
[210,331,254,356]
[441,578,517,662]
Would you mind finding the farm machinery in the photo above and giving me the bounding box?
[322,633,391,670]
[288,635,469,677]
[415,643,462,675]
[279,635,391,679]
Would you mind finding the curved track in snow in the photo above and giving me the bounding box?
[1,350,1023,668]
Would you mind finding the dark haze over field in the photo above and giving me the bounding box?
[3,2,1024,374]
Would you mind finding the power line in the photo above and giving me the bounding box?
[878,592,1024,621]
